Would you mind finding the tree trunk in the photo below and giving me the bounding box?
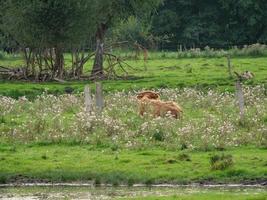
[54,46,64,78]
[23,48,31,77]
[77,51,85,79]
[91,23,107,79]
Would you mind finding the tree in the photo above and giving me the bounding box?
[109,16,156,49]
[218,0,267,45]
[1,0,95,78]
[152,0,223,49]
[151,0,267,49]
[89,0,163,79]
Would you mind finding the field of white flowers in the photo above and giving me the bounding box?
[0,86,266,150]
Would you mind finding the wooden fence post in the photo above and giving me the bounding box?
[84,85,92,113]
[95,82,104,113]
[234,72,245,123]
[227,55,233,78]
[235,79,245,122]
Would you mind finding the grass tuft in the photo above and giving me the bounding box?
[210,154,233,170]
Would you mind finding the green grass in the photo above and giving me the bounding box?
[1,55,267,98]
[0,144,266,184]
[0,53,266,186]
[121,193,267,200]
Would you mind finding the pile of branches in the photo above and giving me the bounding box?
[21,48,92,81]
[0,47,95,82]
[1,41,147,81]
[98,41,145,80]
[0,66,27,80]
[103,52,139,80]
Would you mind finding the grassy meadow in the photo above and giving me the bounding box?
[0,51,267,98]
[0,51,267,185]
[121,193,267,200]
[0,144,266,185]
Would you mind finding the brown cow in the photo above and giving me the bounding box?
[137,91,182,119]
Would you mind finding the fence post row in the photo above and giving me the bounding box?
[95,82,104,113]
[235,79,245,122]
[84,85,92,113]
[227,55,233,78]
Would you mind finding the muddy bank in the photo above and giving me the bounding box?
[0,184,266,200]
[1,181,267,188]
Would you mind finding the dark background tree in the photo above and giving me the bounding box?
[152,0,267,50]
[1,0,267,80]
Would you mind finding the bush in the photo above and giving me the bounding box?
[153,130,165,141]
[241,43,267,56]
[178,153,191,161]
[179,44,267,58]
[210,154,233,170]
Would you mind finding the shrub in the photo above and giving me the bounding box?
[210,154,233,170]
[117,43,267,60]
[241,43,267,56]
[153,130,165,141]
[178,153,191,161]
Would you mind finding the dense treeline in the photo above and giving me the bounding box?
[0,0,267,80]
[1,0,267,52]
[152,0,267,49]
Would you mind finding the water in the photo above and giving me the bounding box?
[0,184,266,200]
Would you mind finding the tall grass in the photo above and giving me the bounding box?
[1,86,266,150]
[115,43,267,60]
[0,43,266,64]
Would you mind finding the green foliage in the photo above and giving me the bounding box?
[109,16,155,48]
[1,0,267,51]
[92,0,163,25]
[0,0,163,45]
[92,0,163,53]
[152,0,267,49]
[1,0,94,48]
[0,0,162,49]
